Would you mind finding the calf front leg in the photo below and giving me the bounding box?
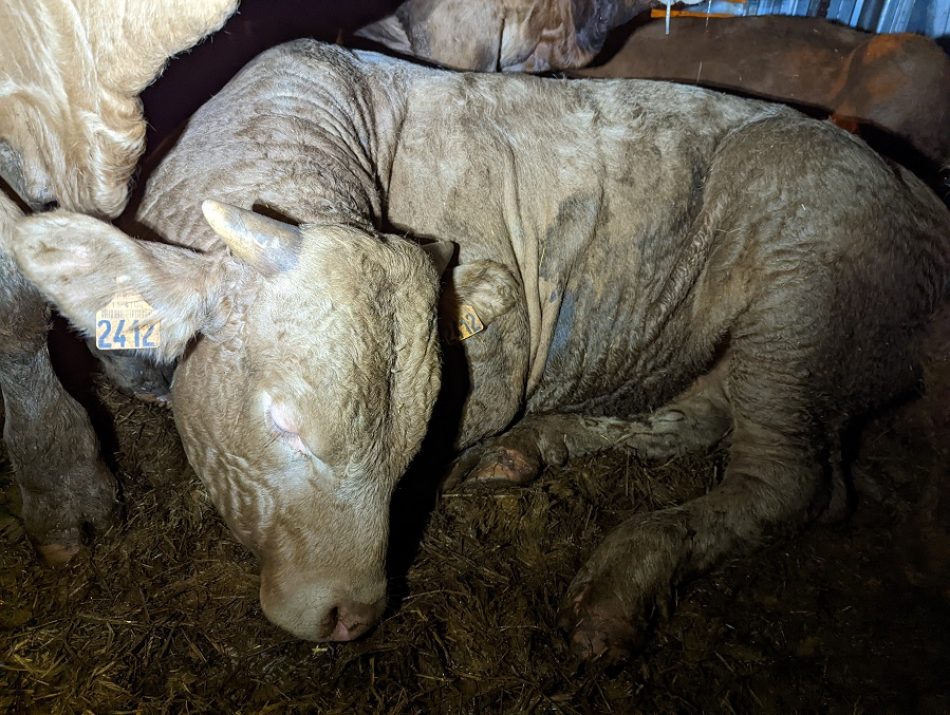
[0,268,115,563]
[444,367,732,488]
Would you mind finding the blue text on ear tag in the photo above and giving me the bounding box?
[95,291,161,350]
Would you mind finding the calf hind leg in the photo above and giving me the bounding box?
[1,268,115,563]
[559,342,837,660]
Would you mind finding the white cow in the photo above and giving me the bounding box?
[0,0,239,562]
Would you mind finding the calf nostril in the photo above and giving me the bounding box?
[328,599,383,641]
[329,618,357,641]
[330,614,367,641]
[341,615,365,633]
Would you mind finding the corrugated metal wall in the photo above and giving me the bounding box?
[674,0,950,36]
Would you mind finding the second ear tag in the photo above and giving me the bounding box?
[444,303,485,344]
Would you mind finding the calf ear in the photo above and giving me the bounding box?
[439,259,519,341]
[13,210,228,363]
[421,241,455,275]
[353,14,414,57]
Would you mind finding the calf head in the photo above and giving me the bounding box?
[14,202,452,641]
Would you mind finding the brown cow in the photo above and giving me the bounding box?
[577,16,950,170]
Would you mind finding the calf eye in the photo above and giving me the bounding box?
[267,402,312,457]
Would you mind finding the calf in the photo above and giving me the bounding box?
[13,41,950,657]
[0,0,238,213]
[359,8,949,174]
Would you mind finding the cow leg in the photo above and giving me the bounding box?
[558,338,834,660]
[0,267,115,563]
[444,363,732,487]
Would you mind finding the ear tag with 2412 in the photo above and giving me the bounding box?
[95,284,161,350]
[443,303,485,344]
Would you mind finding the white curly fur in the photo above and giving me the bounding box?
[0,0,238,215]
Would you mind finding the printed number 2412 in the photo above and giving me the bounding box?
[97,319,158,350]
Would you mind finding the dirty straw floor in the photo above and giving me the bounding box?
[2,375,949,713]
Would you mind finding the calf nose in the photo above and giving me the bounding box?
[328,598,386,642]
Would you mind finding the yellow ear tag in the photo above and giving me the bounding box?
[95,290,161,350]
[452,303,485,342]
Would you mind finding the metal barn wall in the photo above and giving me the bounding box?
[675,0,950,37]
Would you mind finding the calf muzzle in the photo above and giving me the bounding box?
[328,598,388,641]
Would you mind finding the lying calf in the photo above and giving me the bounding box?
[360,8,949,182]
[354,0,698,72]
[13,40,950,658]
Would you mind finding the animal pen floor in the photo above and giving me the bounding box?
[2,371,949,713]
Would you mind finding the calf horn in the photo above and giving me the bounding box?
[201,200,302,275]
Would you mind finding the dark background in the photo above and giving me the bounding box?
[141,0,398,149]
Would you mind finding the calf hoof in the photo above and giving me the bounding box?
[36,542,82,565]
[91,346,174,404]
[21,461,117,565]
[132,389,171,407]
[444,441,541,489]
[470,446,538,483]
[557,512,686,661]
[558,580,643,662]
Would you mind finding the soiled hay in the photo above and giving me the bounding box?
[2,379,949,713]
